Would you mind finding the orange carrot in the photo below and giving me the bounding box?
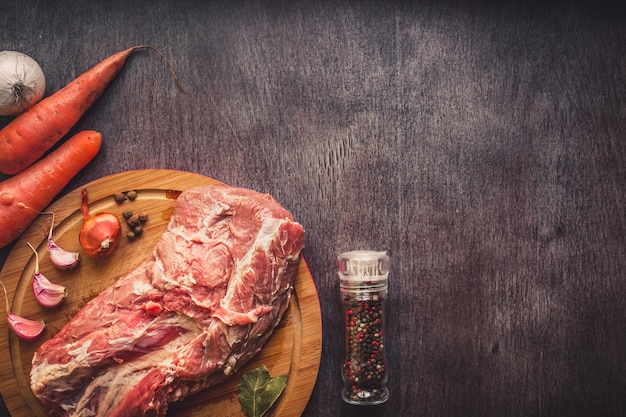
[0,130,102,248]
[0,45,181,175]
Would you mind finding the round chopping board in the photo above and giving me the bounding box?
[0,169,322,417]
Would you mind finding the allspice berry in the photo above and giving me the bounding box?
[127,215,140,228]
[114,192,127,204]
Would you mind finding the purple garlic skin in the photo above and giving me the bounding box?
[48,239,80,270]
[7,311,46,339]
[33,272,67,307]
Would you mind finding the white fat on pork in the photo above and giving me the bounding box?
[30,185,304,417]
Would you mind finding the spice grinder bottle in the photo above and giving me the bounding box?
[338,250,390,405]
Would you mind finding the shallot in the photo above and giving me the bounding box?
[28,242,67,307]
[1,281,45,340]
[79,187,122,258]
[45,212,80,270]
[0,50,46,116]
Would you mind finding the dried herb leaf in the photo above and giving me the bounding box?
[238,365,288,417]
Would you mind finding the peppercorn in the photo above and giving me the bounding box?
[126,190,138,201]
[342,296,388,403]
[122,210,133,219]
[126,230,136,241]
[138,212,148,224]
[133,225,143,236]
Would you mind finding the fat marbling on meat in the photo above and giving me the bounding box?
[30,185,305,417]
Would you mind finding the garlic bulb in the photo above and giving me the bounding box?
[0,50,46,116]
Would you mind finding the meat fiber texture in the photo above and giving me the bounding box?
[30,185,305,417]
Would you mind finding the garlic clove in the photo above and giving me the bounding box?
[48,239,80,270]
[45,212,80,270]
[1,280,46,339]
[33,272,67,307]
[28,241,68,307]
[7,311,46,340]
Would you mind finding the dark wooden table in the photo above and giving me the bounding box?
[1,1,625,416]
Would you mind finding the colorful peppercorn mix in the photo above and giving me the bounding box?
[342,295,388,403]
[338,250,389,405]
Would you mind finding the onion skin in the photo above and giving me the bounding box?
[79,188,122,259]
[0,50,46,116]
[79,212,122,258]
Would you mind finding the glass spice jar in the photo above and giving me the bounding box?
[338,250,390,405]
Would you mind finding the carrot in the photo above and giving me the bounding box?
[0,45,181,175]
[0,129,102,249]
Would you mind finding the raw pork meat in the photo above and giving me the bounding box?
[30,185,305,417]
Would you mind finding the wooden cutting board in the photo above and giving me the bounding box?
[0,169,322,417]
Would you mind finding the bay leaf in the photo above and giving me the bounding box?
[238,365,288,417]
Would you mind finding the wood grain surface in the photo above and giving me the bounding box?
[0,170,321,417]
[0,1,625,416]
